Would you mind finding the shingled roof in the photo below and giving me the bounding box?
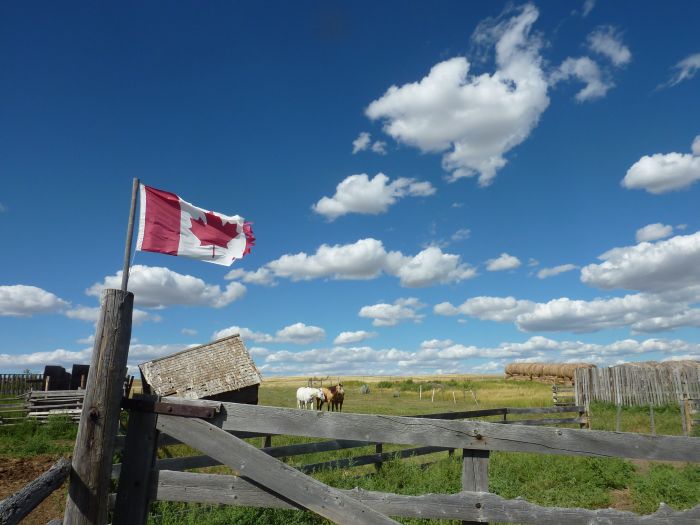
[139,334,262,399]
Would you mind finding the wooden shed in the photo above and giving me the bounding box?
[138,334,262,404]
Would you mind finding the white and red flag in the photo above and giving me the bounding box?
[136,184,255,266]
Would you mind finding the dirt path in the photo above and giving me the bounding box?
[0,455,67,524]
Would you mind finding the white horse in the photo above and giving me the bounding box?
[296,387,324,409]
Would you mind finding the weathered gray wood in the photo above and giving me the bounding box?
[462,449,489,525]
[112,438,373,478]
[113,399,159,525]
[157,415,400,525]
[200,400,700,462]
[64,289,134,525]
[150,470,700,524]
[650,405,656,435]
[299,446,447,473]
[500,417,585,426]
[505,406,584,414]
[0,457,70,525]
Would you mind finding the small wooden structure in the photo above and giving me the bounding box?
[139,334,262,404]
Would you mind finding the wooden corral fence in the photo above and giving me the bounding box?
[105,397,699,525]
[574,364,700,407]
[109,405,590,480]
[0,373,43,396]
[551,384,575,406]
[0,390,85,426]
[682,398,700,437]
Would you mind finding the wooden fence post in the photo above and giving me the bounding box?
[461,449,489,525]
[113,397,159,525]
[615,403,622,432]
[375,443,383,471]
[63,289,134,525]
[649,405,656,435]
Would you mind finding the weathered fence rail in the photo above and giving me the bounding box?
[105,397,700,525]
[575,365,700,407]
[0,457,71,525]
[111,404,588,478]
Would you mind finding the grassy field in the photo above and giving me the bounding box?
[1,375,698,524]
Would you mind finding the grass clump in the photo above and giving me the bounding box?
[0,416,77,456]
[631,463,700,514]
[489,452,635,509]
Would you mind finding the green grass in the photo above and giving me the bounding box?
[2,381,697,524]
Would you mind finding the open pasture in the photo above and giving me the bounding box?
[1,376,698,525]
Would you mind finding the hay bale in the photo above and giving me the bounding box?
[504,361,596,381]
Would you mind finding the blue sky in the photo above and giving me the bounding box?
[2,1,700,376]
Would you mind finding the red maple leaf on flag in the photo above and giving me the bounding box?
[189,211,238,258]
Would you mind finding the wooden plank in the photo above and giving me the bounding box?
[157,415,401,525]
[150,470,700,524]
[0,458,71,525]
[506,406,585,414]
[63,289,134,525]
[113,400,159,525]
[461,448,489,525]
[203,401,700,462]
[112,438,373,478]
[500,417,585,426]
[298,446,446,473]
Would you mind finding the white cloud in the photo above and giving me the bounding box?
[372,141,387,154]
[581,0,596,17]
[435,296,535,322]
[394,246,477,287]
[87,265,246,308]
[662,53,700,88]
[212,323,324,345]
[0,343,190,371]
[224,267,276,286]
[622,136,700,193]
[550,57,612,102]
[181,328,198,336]
[451,228,471,242]
[64,305,159,325]
[581,231,700,297]
[537,264,578,279]
[265,238,474,288]
[0,285,68,317]
[635,223,674,243]
[312,173,435,221]
[486,253,521,271]
[366,4,549,186]
[333,330,378,345]
[359,297,425,327]
[255,335,700,376]
[77,334,95,345]
[587,26,631,67]
[352,132,371,153]
[275,323,325,344]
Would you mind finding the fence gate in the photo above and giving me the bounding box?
[108,395,700,525]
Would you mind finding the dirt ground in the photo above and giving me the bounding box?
[0,455,67,524]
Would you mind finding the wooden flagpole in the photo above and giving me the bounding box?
[64,179,139,525]
[121,177,140,291]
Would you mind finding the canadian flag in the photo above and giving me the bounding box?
[136,184,255,266]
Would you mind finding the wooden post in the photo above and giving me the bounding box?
[649,405,656,435]
[615,403,622,432]
[461,449,489,525]
[681,399,688,436]
[120,178,140,292]
[63,289,134,525]
[419,385,422,400]
[44,376,50,391]
[262,434,272,448]
[113,397,159,525]
[431,389,435,403]
[579,407,587,430]
[452,391,457,404]
[684,398,693,436]
[374,443,383,471]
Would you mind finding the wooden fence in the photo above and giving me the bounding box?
[0,390,85,425]
[682,398,700,436]
[108,397,699,525]
[0,373,43,396]
[551,384,575,406]
[110,404,589,479]
[574,365,700,407]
